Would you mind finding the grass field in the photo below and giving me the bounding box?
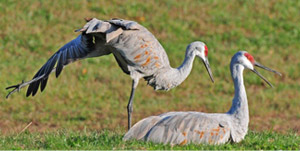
[0,0,299,149]
[0,130,299,150]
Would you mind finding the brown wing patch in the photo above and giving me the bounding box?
[142,56,151,67]
[179,139,187,146]
[220,134,224,139]
[134,54,142,63]
[145,50,149,55]
[134,54,141,60]
[140,44,148,48]
[182,132,187,137]
[208,138,213,144]
[155,62,160,68]
[212,127,220,132]
[194,130,205,139]
[199,132,204,139]
[210,126,223,136]
[210,126,229,143]
[154,56,159,60]
[222,128,226,133]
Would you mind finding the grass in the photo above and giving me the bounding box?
[0,130,298,150]
[0,0,299,149]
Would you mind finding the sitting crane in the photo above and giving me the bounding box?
[6,18,214,130]
[123,51,281,145]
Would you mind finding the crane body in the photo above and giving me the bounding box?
[123,51,281,145]
[6,18,214,129]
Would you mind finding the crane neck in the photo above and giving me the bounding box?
[148,47,199,91]
[227,63,249,128]
[174,49,197,85]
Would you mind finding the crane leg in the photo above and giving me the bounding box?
[127,79,139,130]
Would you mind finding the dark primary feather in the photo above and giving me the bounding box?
[26,33,94,97]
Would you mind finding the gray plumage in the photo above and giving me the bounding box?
[123,51,281,145]
[6,18,214,130]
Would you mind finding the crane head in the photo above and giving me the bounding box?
[235,51,282,87]
[188,41,214,83]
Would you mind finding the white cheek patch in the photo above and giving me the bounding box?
[244,60,254,70]
[195,51,204,58]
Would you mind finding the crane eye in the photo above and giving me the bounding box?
[204,45,208,57]
[244,53,255,64]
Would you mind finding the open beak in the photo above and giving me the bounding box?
[251,61,282,87]
[202,57,214,83]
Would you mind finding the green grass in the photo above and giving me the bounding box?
[0,0,299,149]
[0,130,298,150]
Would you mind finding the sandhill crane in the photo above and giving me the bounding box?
[6,18,214,130]
[123,51,281,145]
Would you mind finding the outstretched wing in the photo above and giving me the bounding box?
[7,18,139,98]
[124,112,232,145]
[26,33,94,96]
[17,18,127,97]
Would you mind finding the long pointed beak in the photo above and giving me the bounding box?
[202,57,214,83]
[251,61,282,88]
[254,62,282,76]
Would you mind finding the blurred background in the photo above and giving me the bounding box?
[0,0,299,135]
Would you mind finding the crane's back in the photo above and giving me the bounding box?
[107,21,171,76]
[124,111,232,145]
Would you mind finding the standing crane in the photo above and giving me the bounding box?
[5,18,214,130]
[123,51,281,145]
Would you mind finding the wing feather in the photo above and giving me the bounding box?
[26,34,94,96]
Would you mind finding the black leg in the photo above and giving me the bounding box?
[127,79,138,130]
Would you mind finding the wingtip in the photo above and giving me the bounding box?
[40,78,49,92]
[26,85,33,97]
[31,84,39,97]
[55,66,63,78]
[26,91,31,97]
[6,86,14,90]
